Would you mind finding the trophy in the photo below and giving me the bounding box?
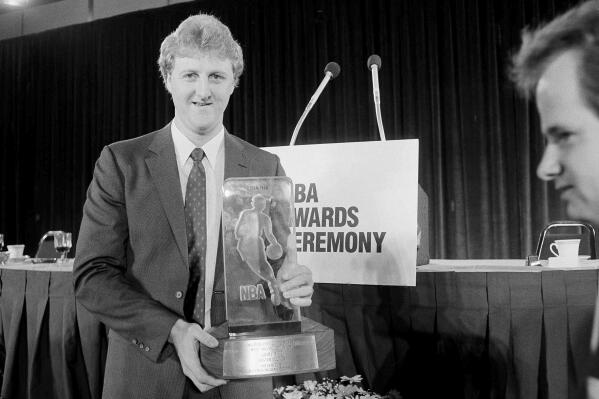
[200,177,335,378]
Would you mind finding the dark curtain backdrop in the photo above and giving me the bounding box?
[0,0,578,258]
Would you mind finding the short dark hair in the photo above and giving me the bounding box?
[511,0,599,116]
[157,14,244,86]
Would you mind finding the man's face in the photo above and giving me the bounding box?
[166,53,235,143]
[535,50,599,224]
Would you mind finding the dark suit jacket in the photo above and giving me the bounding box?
[73,124,283,399]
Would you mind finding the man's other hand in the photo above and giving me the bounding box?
[278,263,314,307]
[169,319,227,392]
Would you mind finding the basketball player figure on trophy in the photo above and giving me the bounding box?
[234,194,285,306]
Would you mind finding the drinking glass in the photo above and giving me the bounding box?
[54,232,72,262]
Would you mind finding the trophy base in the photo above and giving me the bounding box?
[200,318,335,379]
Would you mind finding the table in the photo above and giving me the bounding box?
[0,260,104,399]
[2,259,595,399]
[303,259,599,399]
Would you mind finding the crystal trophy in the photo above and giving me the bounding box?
[200,177,335,378]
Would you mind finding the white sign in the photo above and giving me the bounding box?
[265,140,418,286]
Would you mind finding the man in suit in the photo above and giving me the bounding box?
[510,1,599,396]
[73,13,313,399]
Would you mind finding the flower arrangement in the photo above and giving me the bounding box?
[273,375,402,399]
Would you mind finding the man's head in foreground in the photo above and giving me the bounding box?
[512,0,599,225]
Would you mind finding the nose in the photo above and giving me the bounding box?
[536,144,562,181]
[194,75,211,100]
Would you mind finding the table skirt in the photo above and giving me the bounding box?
[303,268,598,399]
[0,268,105,399]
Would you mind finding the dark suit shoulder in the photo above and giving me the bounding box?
[104,127,169,162]
[227,133,279,162]
[225,132,285,177]
[106,128,165,152]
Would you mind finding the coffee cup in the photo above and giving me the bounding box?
[549,239,580,258]
[6,244,25,258]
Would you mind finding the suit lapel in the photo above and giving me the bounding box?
[224,132,250,179]
[145,126,188,268]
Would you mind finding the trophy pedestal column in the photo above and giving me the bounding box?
[200,318,335,379]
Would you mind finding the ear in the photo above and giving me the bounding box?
[228,80,236,95]
[165,74,173,94]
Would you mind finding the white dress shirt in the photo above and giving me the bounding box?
[171,121,225,329]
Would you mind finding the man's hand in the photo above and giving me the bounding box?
[169,319,227,392]
[278,264,314,307]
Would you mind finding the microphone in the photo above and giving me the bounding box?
[289,62,341,146]
[367,54,386,141]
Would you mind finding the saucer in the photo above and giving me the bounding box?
[547,255,590,267]
[32,258,57,264]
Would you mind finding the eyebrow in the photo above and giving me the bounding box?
[177,68,231,76]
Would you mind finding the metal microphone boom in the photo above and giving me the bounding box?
[289,62,341,146]
[367,54,386,141]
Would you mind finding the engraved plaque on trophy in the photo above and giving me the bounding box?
[200,177,335,379]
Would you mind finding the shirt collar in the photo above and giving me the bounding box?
[171,120,225,169]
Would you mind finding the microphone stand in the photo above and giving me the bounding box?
[370,64,386,141]
[289,71,333,146]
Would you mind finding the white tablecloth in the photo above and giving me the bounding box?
[0,258,74,272]
[418,258,599,272]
